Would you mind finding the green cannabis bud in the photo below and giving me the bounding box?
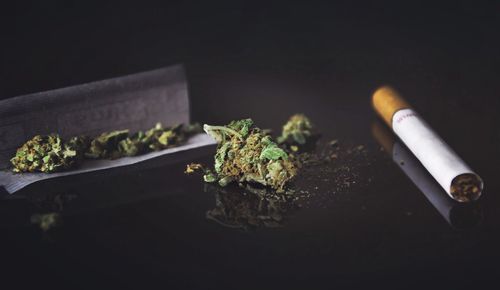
[203,119,297,192]
[10,134,88,173]
[277,114,315,146]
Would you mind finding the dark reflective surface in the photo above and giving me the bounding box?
[1,2,500,289]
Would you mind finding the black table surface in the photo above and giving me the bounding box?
[1,2,499,289]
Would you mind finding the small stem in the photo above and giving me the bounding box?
[204,125,243,140]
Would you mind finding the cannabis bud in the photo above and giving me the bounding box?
[10,134,88,173]
[203,119,297,192]
[277,114,316,146]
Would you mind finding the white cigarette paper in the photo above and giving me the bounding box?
[393,108,482,200]
[372,86,483,202]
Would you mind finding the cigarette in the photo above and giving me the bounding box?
[372,86,483,202]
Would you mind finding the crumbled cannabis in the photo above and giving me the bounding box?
[10,135,88,173]
[277,114,315,145]
[11,123,201,173]
[117,123,199,157]
[203,119,297,192]
[183,162,226,183]
[85,130,129,159]
[185,163,204,174]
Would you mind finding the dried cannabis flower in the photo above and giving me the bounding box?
[203,119,297,192]
[277,114,315,145]
[85,129,129,159]
[183,162,217,182]
[141,123,186,151]
[185,163,204,174]
[10,134,88,173]
[119,123,200,156]
[11,122,201,173]
[86,123,198,159]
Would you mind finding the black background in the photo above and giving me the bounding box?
[2,1,499,124]
[1,1,500,289]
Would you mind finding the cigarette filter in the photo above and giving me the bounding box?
[372,86,483,202]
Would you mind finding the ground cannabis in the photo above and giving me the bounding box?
[119,123,186,155]
[85,123,192,159]
[85,130,129,159]
[11,123,200,173]
[203,119,297,192]
[10,135,88,173]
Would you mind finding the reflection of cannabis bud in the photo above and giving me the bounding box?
[31,212,60,231]
[10,135,88,173]
[203,119,297,192]
[205,184,291,230]
[277,114,315,146]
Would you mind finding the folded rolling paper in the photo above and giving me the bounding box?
[0,64,215,194]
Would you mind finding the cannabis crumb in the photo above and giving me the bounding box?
[185,163,204,174]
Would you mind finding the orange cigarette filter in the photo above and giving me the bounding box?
[372,86,411,128]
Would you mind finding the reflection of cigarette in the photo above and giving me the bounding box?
[372,86,483,202]
[372,122,482,229]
